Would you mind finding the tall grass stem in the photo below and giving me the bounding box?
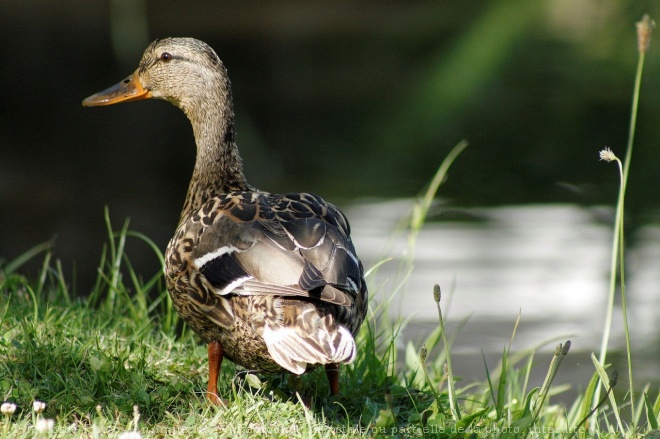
[596,25,648,427]
[434,284,461,421]
[408,140,468,250]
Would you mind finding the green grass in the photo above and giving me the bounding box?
[0,209,458,438]
[1,166,657,439]
[0,230,553,439]
[2,14,660,439]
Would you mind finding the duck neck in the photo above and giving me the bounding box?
[179,90,250,223]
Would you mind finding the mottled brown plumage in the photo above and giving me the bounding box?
[83,37,368,404]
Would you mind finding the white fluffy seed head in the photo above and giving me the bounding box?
[1,402,16,415]
[33,400,46,414]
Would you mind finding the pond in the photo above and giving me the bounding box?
[347,201,659,391]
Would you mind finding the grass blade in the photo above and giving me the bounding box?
[591,353,623,434]
[575,370,600,432]
[496,345,508,419]
[408,140,468,248]
[645,391,658,430]
[1,239,54,277]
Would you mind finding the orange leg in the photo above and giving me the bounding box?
[207,341,225,405]
[325,363,340,396]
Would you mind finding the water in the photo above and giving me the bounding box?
[346,201,659,386]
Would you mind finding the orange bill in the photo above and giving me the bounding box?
[82,71,151,107]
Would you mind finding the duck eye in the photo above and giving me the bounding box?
[160,52,172,62]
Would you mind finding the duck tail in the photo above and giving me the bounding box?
[262,315,356,375]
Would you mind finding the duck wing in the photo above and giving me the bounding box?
[190,192,364,308]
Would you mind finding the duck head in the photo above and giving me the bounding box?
[82,37,232,120]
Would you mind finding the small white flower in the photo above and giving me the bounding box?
[33,400,46,414]
[599,147,617,162]
[119,432,142,439]
[35,417,55,432]
[1,402,16,415]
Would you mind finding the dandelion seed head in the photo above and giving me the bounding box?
[1,402,16,415]
[35,418,55,433]
[33,400,46,414]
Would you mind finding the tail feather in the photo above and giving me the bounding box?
[263,323,356,374]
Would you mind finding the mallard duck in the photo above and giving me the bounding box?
[83,37,368,404]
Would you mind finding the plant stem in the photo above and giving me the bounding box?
[434,284,461,421]
[620,50,646,432]
[596,43,646,430]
